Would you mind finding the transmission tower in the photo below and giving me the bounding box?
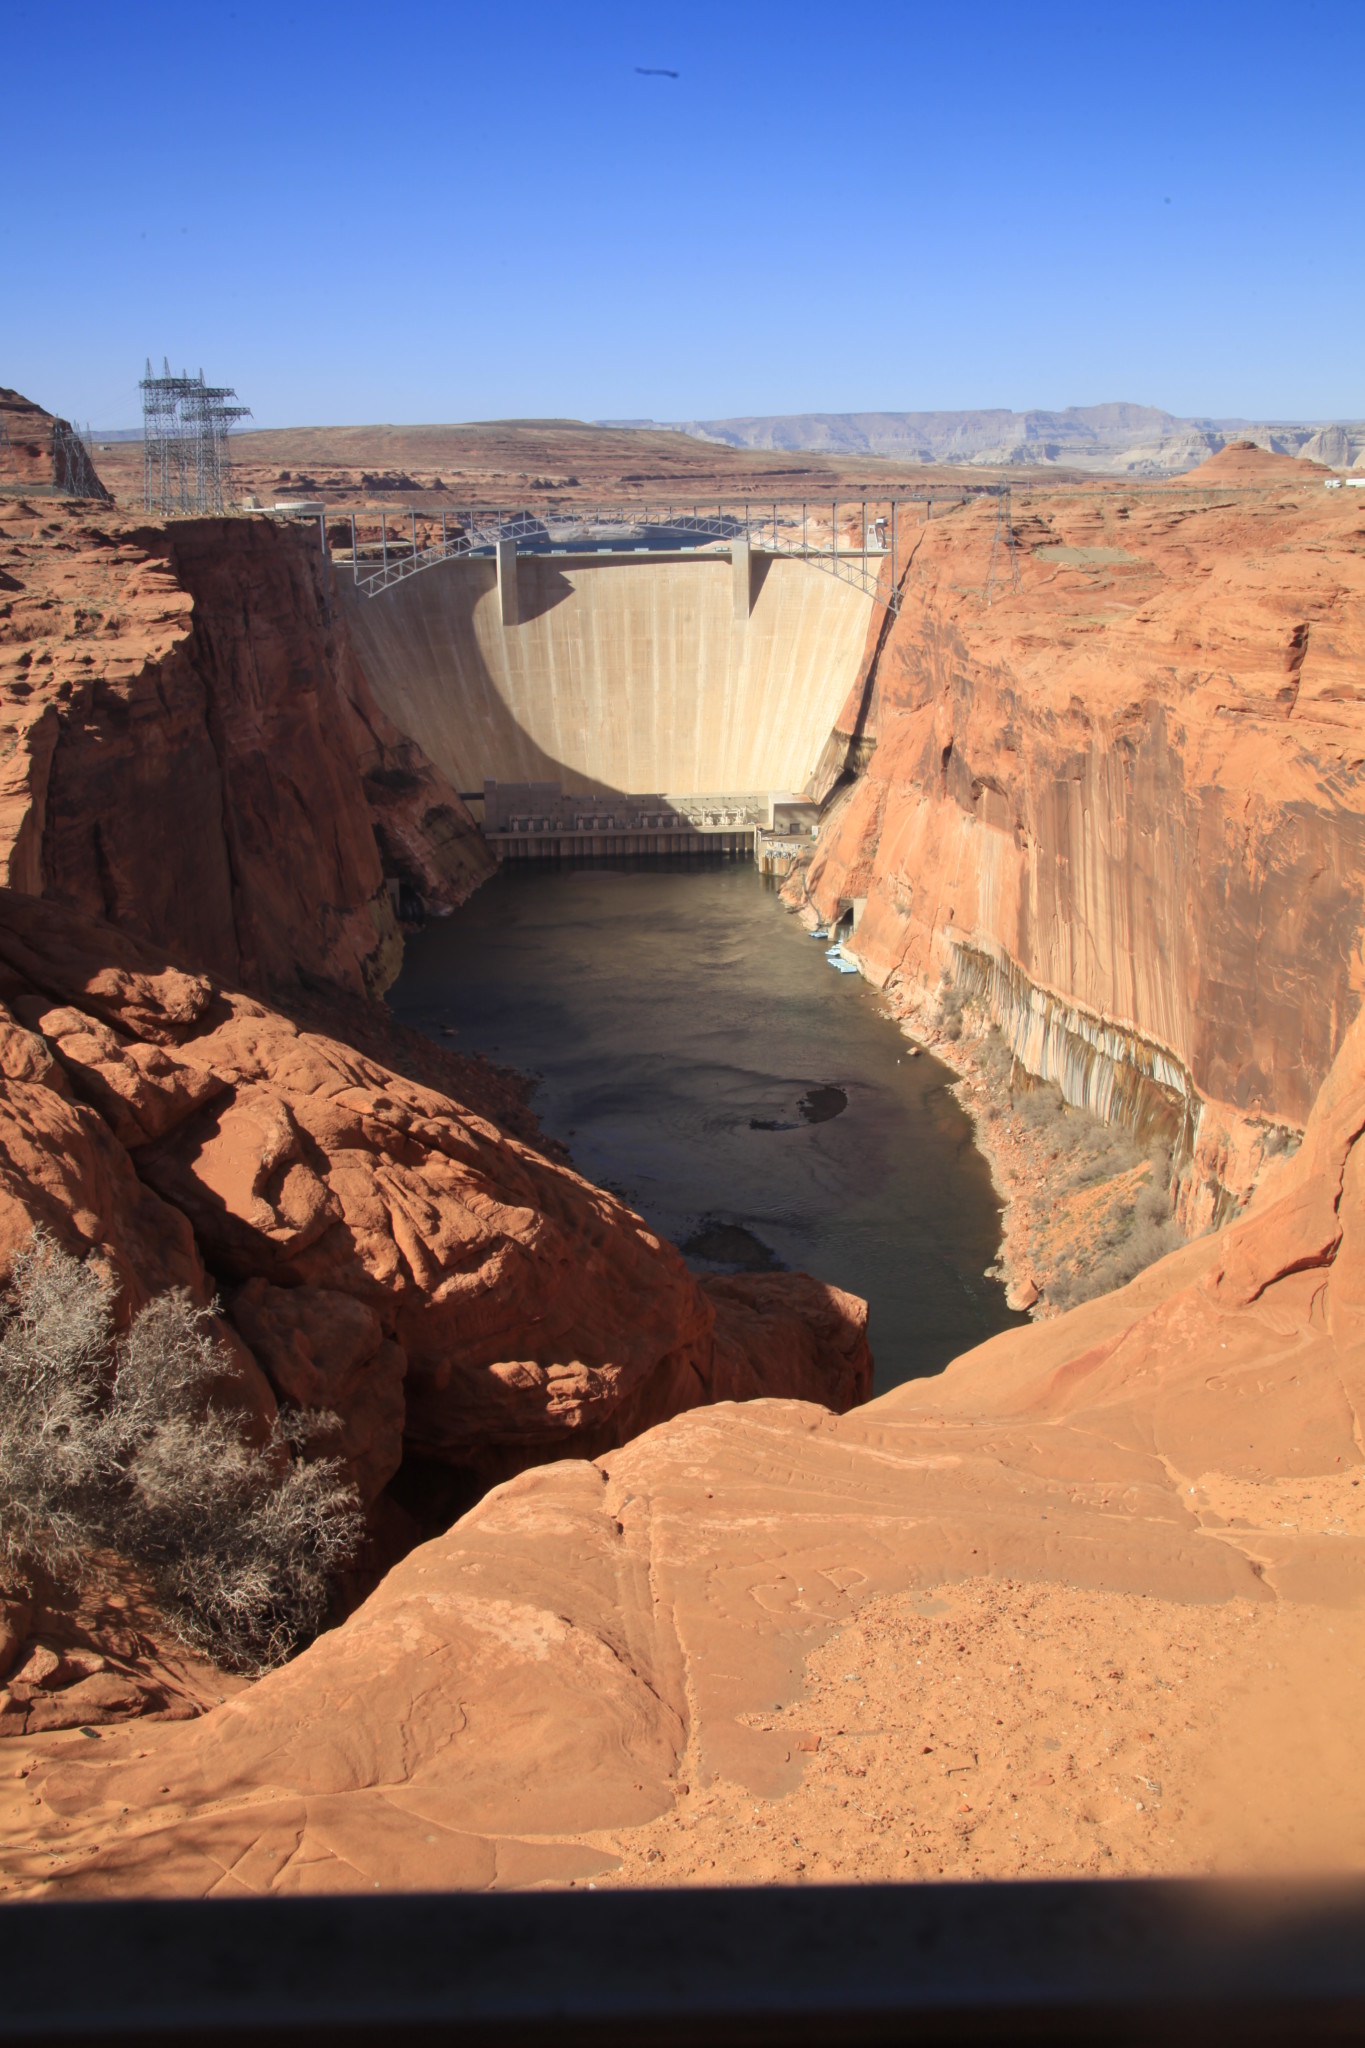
[984,487,1020,607]
[140,359,250,514]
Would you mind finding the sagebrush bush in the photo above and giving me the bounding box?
[1053,1208,1184,1309]
[935,982,968,1041]
[0,1234,362,1670]
[974,1031,1187,1310]
[977,1028,1017,1088]
[1017,1079,1065,1128]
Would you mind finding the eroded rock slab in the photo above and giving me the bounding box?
[11,999,1365,1895]
[0,887,871,1505]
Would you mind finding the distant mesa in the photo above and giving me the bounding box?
[1179,439,1334,485]
[599,403,1365,479]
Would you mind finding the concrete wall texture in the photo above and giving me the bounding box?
[340,551,875,799]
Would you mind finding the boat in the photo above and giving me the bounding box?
[810,926,829,940]
[825,948,860,974]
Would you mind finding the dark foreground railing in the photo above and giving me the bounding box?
[1,1878,1363,2045]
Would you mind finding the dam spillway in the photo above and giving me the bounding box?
[337,548,876,806]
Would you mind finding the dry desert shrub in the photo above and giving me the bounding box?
[968,1026,1187,1310]
[0,1233,361,1670]
[936,984,967,1042]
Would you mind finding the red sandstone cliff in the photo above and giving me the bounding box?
[0,391,109,504]
[796,445,1365,1229]
[0,488,492,999]
[0,888,869,1522]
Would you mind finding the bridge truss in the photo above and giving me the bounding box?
[345,493,1006,617]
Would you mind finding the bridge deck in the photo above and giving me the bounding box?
[319,495,1007,616]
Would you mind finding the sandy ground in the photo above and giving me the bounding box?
[5,1585,1362,1896]
[6,1461,1362,1899]
[589,1575,1365,1889]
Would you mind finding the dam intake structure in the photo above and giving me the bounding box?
[477,782,821,863]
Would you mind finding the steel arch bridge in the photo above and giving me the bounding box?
[344,491,1009,616]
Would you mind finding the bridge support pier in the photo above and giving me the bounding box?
[496,539,520,626]
[732,540,753,622]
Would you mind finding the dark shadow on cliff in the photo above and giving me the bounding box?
[339,561,638,803]
[513,556,574,623]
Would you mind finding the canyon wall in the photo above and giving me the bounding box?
[0,388,109,503]
[0,887,869,1522]
[0,485,492,1000]
[799,445,1365,1224]
[0,410,874,1605]
[339,550,875,798]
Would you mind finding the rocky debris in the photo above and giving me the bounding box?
[875,993,1183,1319]
[0,1566,234,1741]
[2,1644,167,1737]
[796,445,1365,1230]
[0,467,491,1001]
[10,991,1365,1893]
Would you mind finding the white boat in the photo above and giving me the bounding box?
[825,948,860,974]
[810,926,829,940]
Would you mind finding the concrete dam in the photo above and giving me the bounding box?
[338,546,877,851]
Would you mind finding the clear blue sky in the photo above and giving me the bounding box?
[5,0,1361,430]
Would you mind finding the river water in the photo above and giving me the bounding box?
[388,860,1023,1393]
